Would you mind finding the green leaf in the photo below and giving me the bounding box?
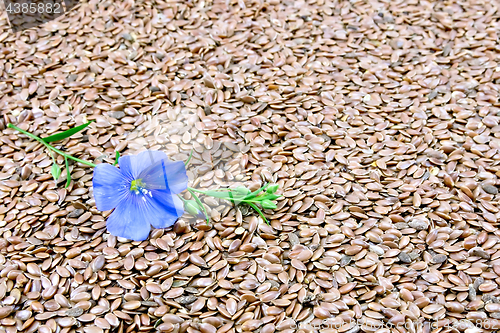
[261,200,277,209]
[114,151,120,166]
[42,121,93,143]
[51,163,61,181]
[64,157,71,188]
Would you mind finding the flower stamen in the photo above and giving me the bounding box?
[130,179,147,194]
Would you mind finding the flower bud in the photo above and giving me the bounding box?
[234,186,251,196]
[261,200,277,209]
[184,200,204,218]
[266,184,279,194]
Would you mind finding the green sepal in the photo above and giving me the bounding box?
[51,162,61,181]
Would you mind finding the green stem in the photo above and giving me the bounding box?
[244,182,269,200]
[247,202,269,224]
[177,194,187,203]
[7,123,96,167]
[187,187,262,204]
[64,157,71,188]
[187,188,210,225]
[187,186,272,224]
[49,150,57,164]
[189,187,233,192]
[184,149,194,167]
[188,187,217,194]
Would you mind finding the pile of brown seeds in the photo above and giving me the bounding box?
[2,0,500,332]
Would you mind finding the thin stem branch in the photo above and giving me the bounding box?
[247,202,269,224]
[187,188,210,224]
[188,187,233,192]
[7,123,97,167]
[184,149,194,167]
[187,187,260,204]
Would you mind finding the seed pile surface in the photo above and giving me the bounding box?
[1,0,500,332]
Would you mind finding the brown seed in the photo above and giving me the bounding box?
[423,304,444,314]
[156,323,174,332]
[95,318,111,329]
[122,301,141,310]
[241,319,264,331]
[161,314,184,324]
[77,314,96,322]
[179,265,202,276]
[83,326,104,333]
[291,259,307,271]
[199,323,217,333]
[0,306,13,319]
[57,317,77,327]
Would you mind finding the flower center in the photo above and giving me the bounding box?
[130,179,152,199]
[130,179,146,193]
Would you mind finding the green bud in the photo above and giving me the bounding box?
[234,186,251,196]
[184,200,203,218]
[261,193,281,201]
[266,184,279,194]
[261,200,277,209]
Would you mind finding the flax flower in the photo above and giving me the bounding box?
[92,150,187,241]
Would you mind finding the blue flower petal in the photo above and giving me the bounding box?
[105,195,152,241]
[119,150,169,179]
[140,159,188,194]
[92,163,129,211]
[106,190,184,239]
[148,190,185,229]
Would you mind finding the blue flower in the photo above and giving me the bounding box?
[92,150,188,241]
